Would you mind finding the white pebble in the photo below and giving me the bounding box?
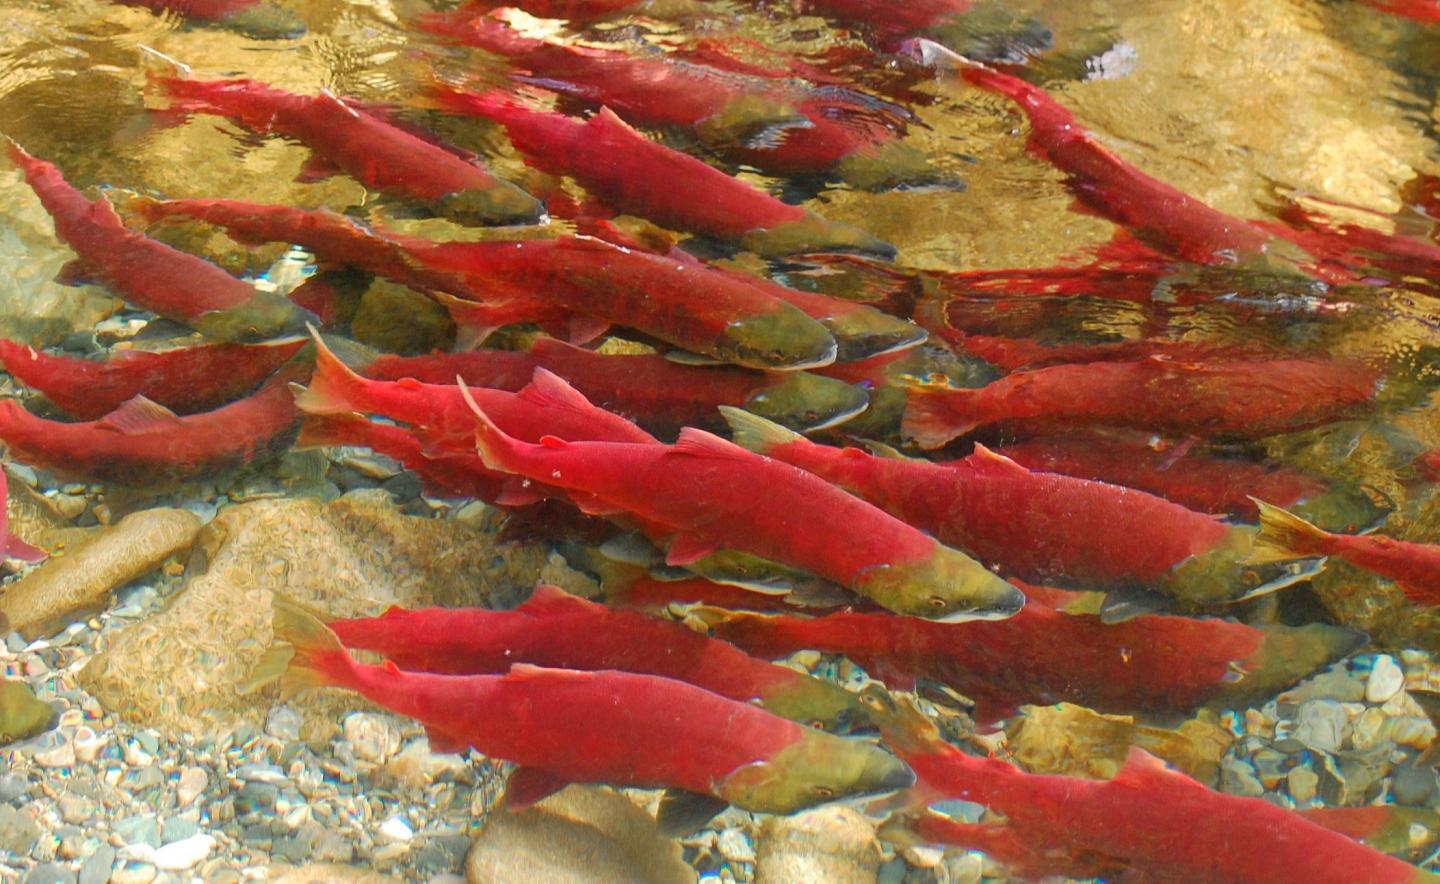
[344,712,401,764]
[176,767,207,807]
[1367,655,1405,704]
[377,815,414,843]
[34,736,75,769]
[152,833,214,870]
[73,728,107,764]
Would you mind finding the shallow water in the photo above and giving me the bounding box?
[0,0,1439,881]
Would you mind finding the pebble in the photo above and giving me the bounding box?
[73,729,105,764]
[1293,700,1347,754]
[150,833,214,870]
[265,706,303,742]
[78,845,116,884]
[754,806,880,884]
[110,861,157,884]
[175,767,206,807]
[1287,764,1319,804]
[57,794,90,825]
[0,804,41,854]
[717,828,755,864]
[0,773,29,803]
[1367,655,1405,704]
[377,816,413,844]
[344,713,401,765]
[24,862,76,884]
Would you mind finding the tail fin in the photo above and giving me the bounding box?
[292,325,368,417]
[1249,497,1336,563]
[900,387,975,450]
[455,377,522,474]
[719,406,801,455]
[239,594,350,700]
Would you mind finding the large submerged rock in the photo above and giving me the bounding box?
[464,786,694,884]
[78,491,593,736]
[753,806,881,884]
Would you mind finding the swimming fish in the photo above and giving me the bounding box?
[1252,499,1440,607]
[398,236,840,369]
[0,339,304,420]
[364,336,869,438]
[724,410,1321,609]
[998,431,1390,528]
[0,470,46,564]
[109,0,305,39]
[323,584,868,729]
[296,414,506,502]
[6,141,315,342]
[460,376,1024,621]
[292,330,657,453]
[0,365,304,485]
[866,693,1433,883]
[900,356,1381,449]
[433,87,896,259]
[255,597,914,831]
[152,77,543,226]
[701,601,1360,725]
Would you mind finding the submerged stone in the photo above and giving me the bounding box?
[754,806,880,884]
[0,681,52,746]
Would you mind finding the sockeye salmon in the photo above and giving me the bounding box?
[1252,499,1440,607]
[703,605,1360,725]
[724,410,1322,610]
[459,376,1025,621]
[866,693,1434,884]
[901,356,1381,449]
[364,336,869,438]
[433,87,896,259]
[0,365,304,485]
[0,339,304,420]
[154,77,543,226]
[323,584,868,729]
[252,597,914,832]
[6,141,315,342]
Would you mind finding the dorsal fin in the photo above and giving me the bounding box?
[967,443,1028,474]
[516,583,599,616]
[95,395,183,434]
[515,368,593,413]
[1114,747,1188,786]
[587,106,641,138]
[672,427,753,461]
[87,194,125,229]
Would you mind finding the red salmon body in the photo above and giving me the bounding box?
[327,585,863,726]
[882,713,1432,884]
[997,431,1328,520]
[7,142,314,342]
[0,373,301,485]
[709,603,1288,723]
[0,339,304,420]
[902,357,1380,448]
[156,78,542,225]
[465,382,1024,620]
[403,236,839,370]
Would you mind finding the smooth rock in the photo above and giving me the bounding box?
[1367,655,1405,704]
[266,706,303,742]
[1293,699,1347,754]
[1220,758,1265,798]
[78,845,116,884]
[79,494,595,735]
[0,804,40,855]
[175,767,207,807]
[109,861,156,884]
[1392,761,1438,806]
[1,508,200,640]
[377,817,412,844]
[0,681,53,746]
[24,862,75,884]
[343,713,400,765]
[754,806,881,884]
[717,828,755,865]
[1287,764,1319,804]
[151,833,213,871]
[465,786,693,884]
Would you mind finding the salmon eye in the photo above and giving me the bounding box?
[928,596,949,610]
[813,786,835,799]
[809,719,827,730]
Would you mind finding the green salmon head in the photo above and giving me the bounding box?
[219,2,307,39]
[856,547,1025,622]
[191,293,316,343]
[833,142,957,193]
[720,311,838,371]
[435,183,547,228]
[694,96,809,149]
[1291,484,1394,535]
[1161,526,1326,608]
[759,678,872,733]
[716,730,914,815]
[744,372,870,433]
[739,215,898,261]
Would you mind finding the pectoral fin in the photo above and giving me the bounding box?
[503,766,571,811]
[656,788,730,836]
[55,258,101,287]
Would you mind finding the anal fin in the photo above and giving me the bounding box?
[656,788,729,836]
[55,258,101,287]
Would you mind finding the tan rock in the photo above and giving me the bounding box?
[754,806,880,884]
[266,864,401,883]
[78,492,594,736]
[0,507,200,640]
[465,786,694,884]
[1006,703,1233,785]
[4,471,99,554]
